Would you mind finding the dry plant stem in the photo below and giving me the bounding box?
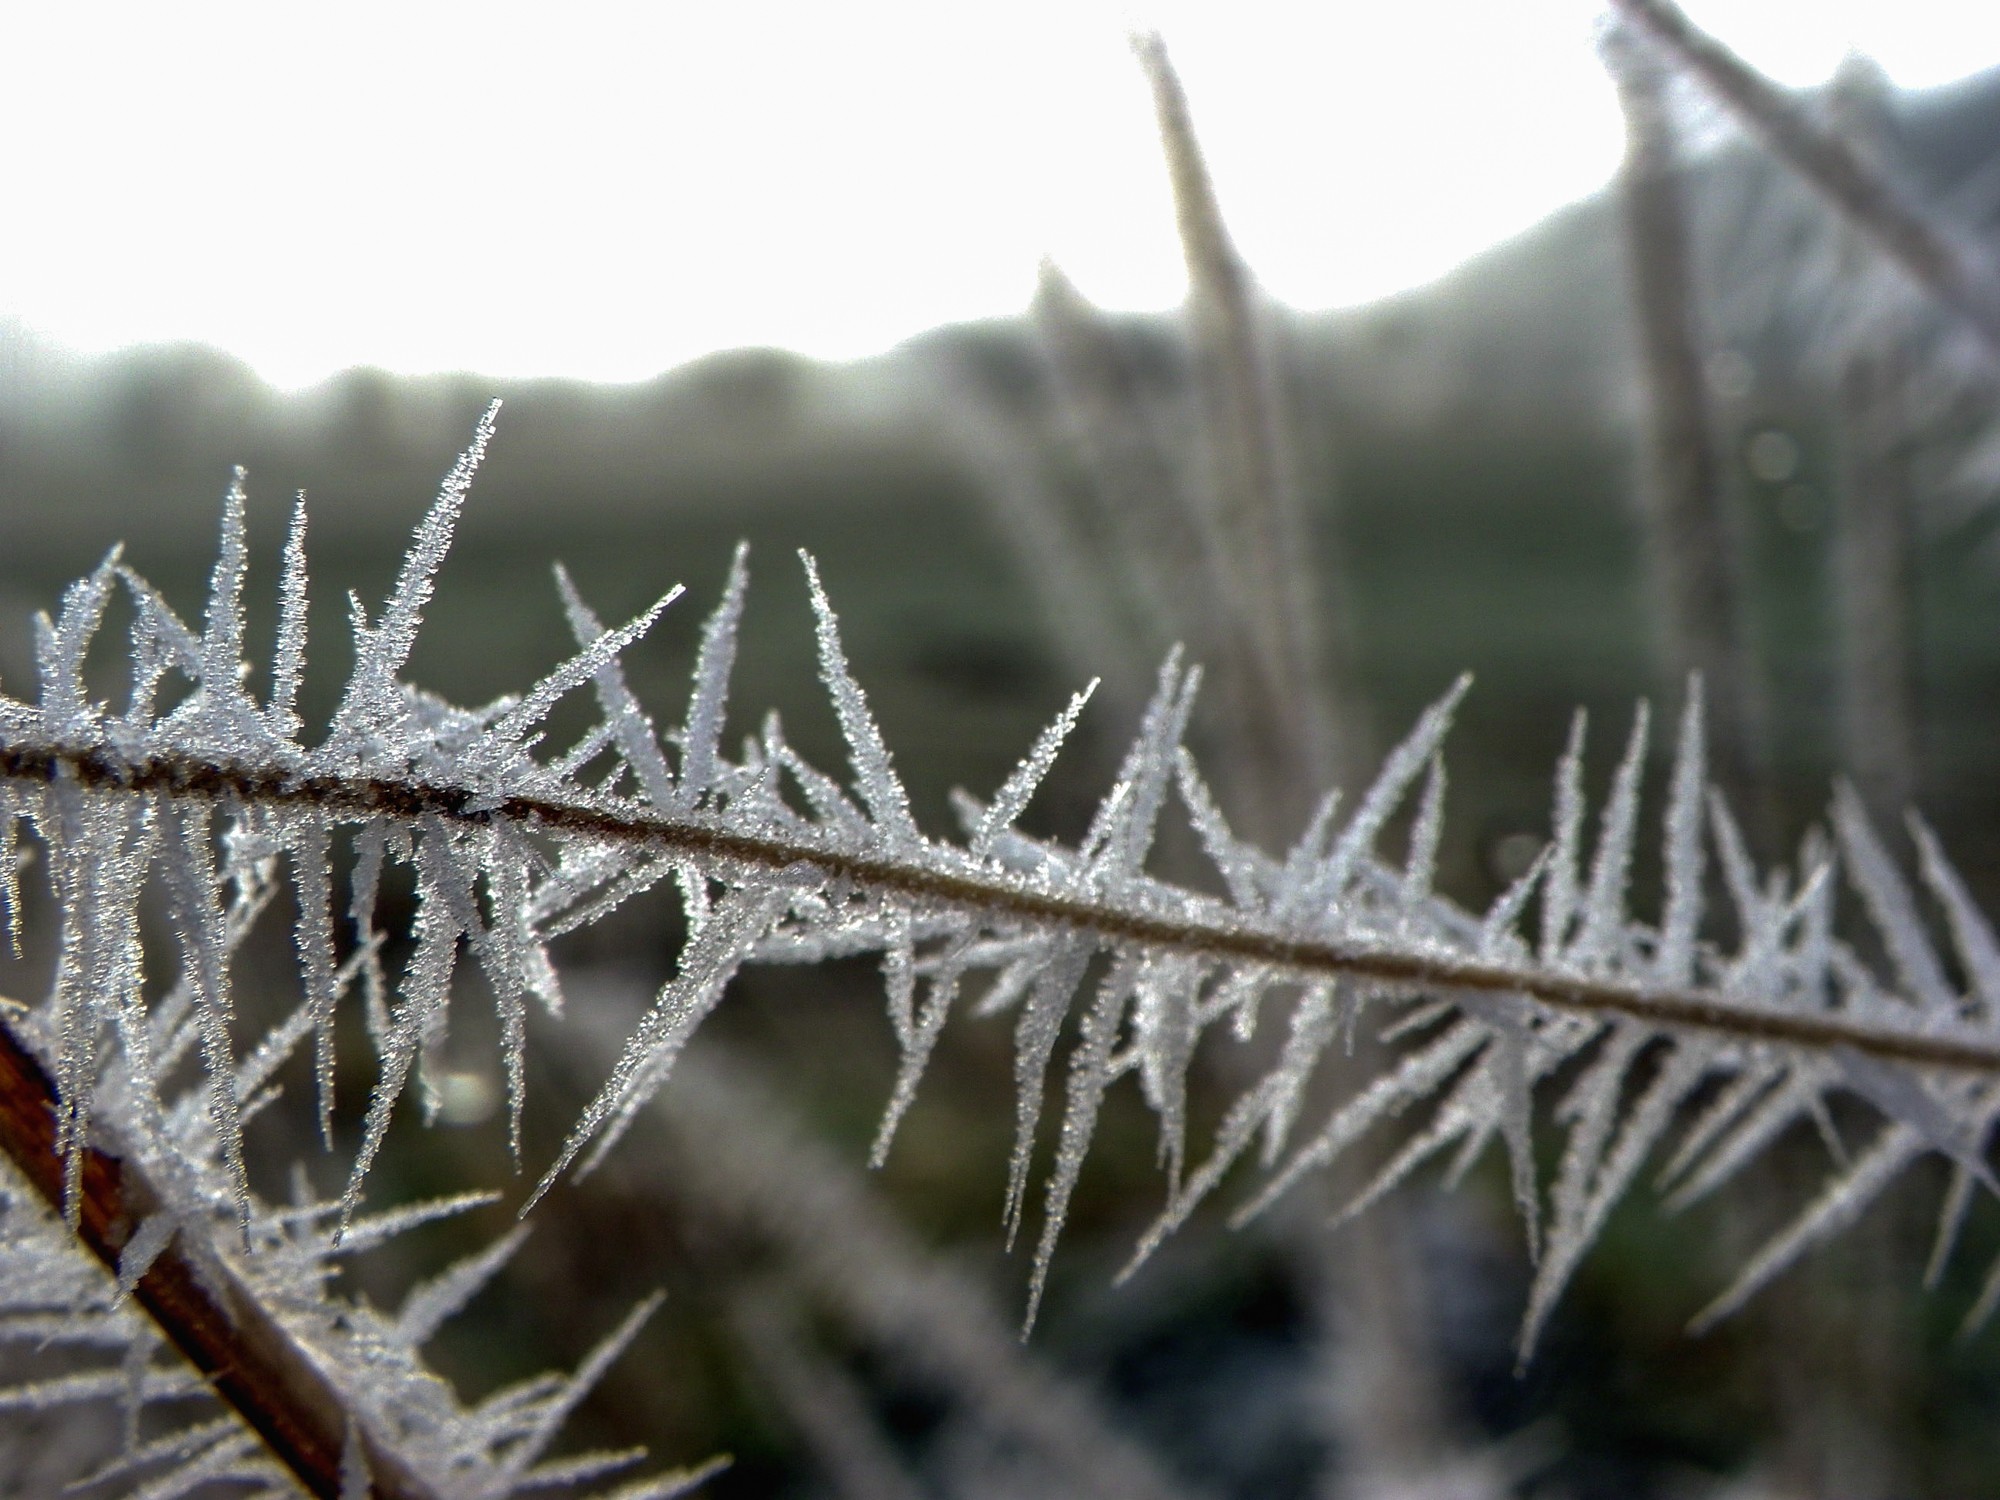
[1802,80,1923,1483]
[1833,347,1921,821]
[1828,73,1921,822]
[1132,45,1442,1489]
[10,738,2000,1075]
[1607,0,2000,359]
[1029,261,1218,664]
[1132,34,1350,827]
[0,1011,435,1500]
[1606,28,1767,822]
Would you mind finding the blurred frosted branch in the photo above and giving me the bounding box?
[1609,0,2000,359]
[933,383,1155,725]
[1029,260,1220,664]
[727,1288,932,1500]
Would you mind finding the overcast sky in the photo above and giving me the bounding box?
[6,1,1999,389]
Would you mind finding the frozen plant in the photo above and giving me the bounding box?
[4,397,2000,1492]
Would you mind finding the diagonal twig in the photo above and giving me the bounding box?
[0,1011,438,1500]
[1608,0,2000,358]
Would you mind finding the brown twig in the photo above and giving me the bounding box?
[1607,0,2000,359]
[6,737,1998,1080]
[0,1012,438,1500]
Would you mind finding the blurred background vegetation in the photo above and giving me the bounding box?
[8,27,2000,1500]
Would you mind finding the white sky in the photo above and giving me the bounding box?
[4,1,1998,390]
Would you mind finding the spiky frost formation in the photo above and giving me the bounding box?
[0,995,713,1499]
[4,410,2000,1374]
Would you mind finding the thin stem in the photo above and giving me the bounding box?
[1827,64,1922,823]
[1603,24,1768,823]
[5,738,1997,1076]
[1133,33,1356,829]
[0,1012,439,1500]
[1833,345,1922,820]
[1028,259,1215,673]
[1607,0,2000,358]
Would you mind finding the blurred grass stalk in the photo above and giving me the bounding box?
[1602,20,1769,826]
[944,33,1480,1497]
[1609,0,2000,358]
[1599,17,1974,1496]
[1826,61,1922,824]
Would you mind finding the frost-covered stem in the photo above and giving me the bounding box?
[0,1011,437,1500]
[1605,26,1766,821]
[6,737,1999,1076]
[1607,0,2000,358]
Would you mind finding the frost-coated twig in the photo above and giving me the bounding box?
[4,734,1996,1076]
[0,1011,435,1500]
[1607,0,2000,358]
[0,978,714,1500]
